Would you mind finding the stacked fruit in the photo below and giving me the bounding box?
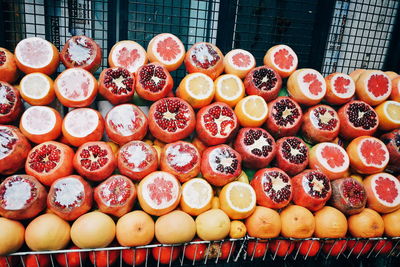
[0,32,400,266]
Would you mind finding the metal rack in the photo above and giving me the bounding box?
[1,0,399,79]
[4,237,400,267]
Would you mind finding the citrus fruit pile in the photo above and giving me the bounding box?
[0,34,399,265]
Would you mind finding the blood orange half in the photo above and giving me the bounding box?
[137,171,181,216]
[105,104,148,145]
[62,108,105,147]
[109,41,148,73]
[263,44,298,78]
[356,70,391,106]
[363,173,400,213]
[309,142,350,180]
[324,72,355,105]
[347,136,389,174]
[55,68,98,108]
[147,33,185,72]
[14,37,59,75]
[223,49,256,79]
[287,68,326,106]
[20,106,62,143]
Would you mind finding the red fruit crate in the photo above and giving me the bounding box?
[3,237,400,267]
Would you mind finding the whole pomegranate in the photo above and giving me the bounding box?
[329,177,367,215]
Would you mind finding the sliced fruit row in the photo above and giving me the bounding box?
[0,34,399,261]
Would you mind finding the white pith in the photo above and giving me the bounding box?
[106,104,139,136]
[226,49,255,71]
[383,101,400,123]
[56,68,94,101]
[122,142,149,171]
[241,95,268,120]
[151,34,185,65]
[297,69,326,99]
[309,106,338,130]
[330,73,355,98]
[186,73,214,99]
[363,71,391,101]
[100,178,131,206]
[20,73,50,99]
[67,37,92,65]
[208,147,234,171]
[371,173,400,207]
[357,138,390,168]
[53,177,84,207]
[64,108,99,138]
[21,106,56,135]
[316,143,349,172]
[270,45,298,72]
[190,43,217,65]
[262,172,289,194]
[0,86,8,106]
[302,173,326,196]
[111,41,146,73]
[204,113,234,138]
[0,127,14,160]
[182,178,212,209]
[141,173,179,209]
[244,134,269,153]
[225,181,256,212]
[15,37,53,68]
[216,74,244,100]
[2,179,33,210]
[166,144,194,169]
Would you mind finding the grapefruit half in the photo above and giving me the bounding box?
[309,142,350,180]
[223,49,256,79]
[363,172,400,213]
[324,72,355,105]
[287,68,326,106]
[14,37,59,75]
[137,171,181,216]
[55,68,98,108]
[20,106,62,144]
[62,108,105,147]
[147,33,185,72]
[109,41,148,73]
[356,70,391,106]
[263,44,298,78]
[346,136,389,174]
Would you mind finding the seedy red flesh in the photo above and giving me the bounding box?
[251,67,278,91]
[79,144,109,171]
[138,64,167,92]
[330,178,367,215]
[346,102,377,130]
[28,143,61,173]
[265,97,303,138]
[103,68,134,95]
[0,51,5,66]
[191,43,220,69]
[0,83,16,115]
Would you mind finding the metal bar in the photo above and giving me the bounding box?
[383,1,400,72]
[215,0,236,54]
[308,0,336,71]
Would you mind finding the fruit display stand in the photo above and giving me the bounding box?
[1,1,400,267]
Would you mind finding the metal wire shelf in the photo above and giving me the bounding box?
[3,236,400,267]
